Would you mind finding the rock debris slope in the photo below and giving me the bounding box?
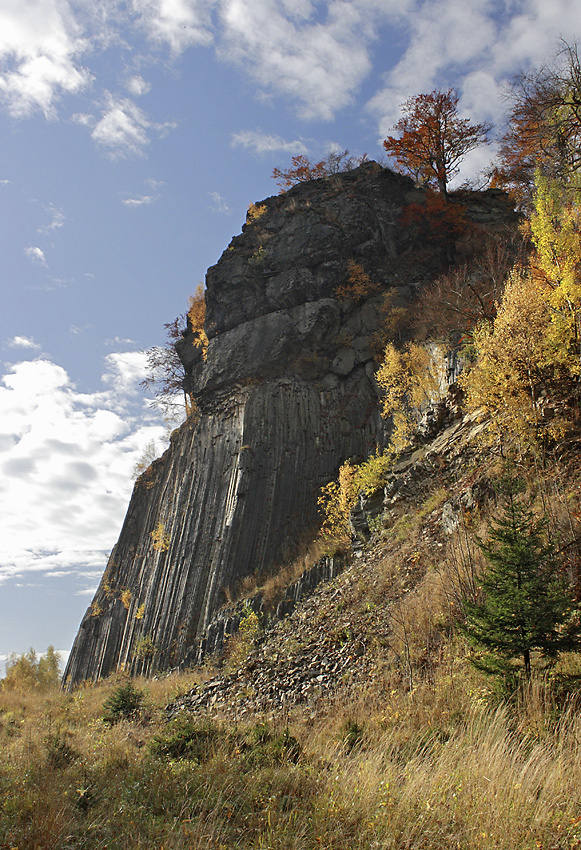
[64,163,517,686]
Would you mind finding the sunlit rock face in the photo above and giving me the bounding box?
[64,164,518,685]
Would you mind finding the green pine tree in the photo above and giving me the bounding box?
[462,496,581,679]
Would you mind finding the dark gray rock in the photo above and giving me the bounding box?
[64,164,519,687]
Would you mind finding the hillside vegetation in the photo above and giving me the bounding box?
[2,497,581,849]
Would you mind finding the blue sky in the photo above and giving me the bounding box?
[1,0,580,673]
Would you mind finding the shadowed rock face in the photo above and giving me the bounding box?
[64,164,518,685]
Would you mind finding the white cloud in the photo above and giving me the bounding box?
[24,245,48,267]
[104,336,137,346]
[367,0,581,183]
[38,202,65,234]
[217,0,384,120]
[90,94,152,157]
[122,193,154,206]
[69,324,90,336]
[0,0,91,118]
[7,335,41,349]
[101,350,151,397]
[208,190,231,214]
[231,129,307,155]
[132,0,216,54]
[0,354,167,586]
[77,92,176,158]
[126,74,151,96]
[368,0,500,136]
[121,176,163,206]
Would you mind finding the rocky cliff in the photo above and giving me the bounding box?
[64,163,518,686]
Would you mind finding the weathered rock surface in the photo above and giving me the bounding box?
[64,164,518,686]
[192,555,345,664]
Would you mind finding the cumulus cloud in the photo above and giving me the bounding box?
[0,354,166,586]
[2,0,580,149]
[217,0,383,120]
[126,74,151,97]
[369,0,581,140]
[231,129,307,155]
[133,0,215,53]
[101,350,151,397]
[24,246,48,267]
[0,0,91,117]
[75,93,176,158]
[7,335,41,349]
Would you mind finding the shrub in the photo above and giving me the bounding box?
[150,717,223,762]
[223,609,261,675]
[318,450,395,538]
[102,679,145,724]
[342,718,366,753]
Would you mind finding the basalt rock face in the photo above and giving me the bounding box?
[64,164,518,686]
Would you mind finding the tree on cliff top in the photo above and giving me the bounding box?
[272,149,367,191]
[383,89,492,196]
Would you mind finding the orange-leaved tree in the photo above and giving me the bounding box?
[383,89,492,197]
[272,149,367,192]
[490,42,581,209]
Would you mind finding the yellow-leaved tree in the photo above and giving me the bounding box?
[461,174,581,453]
[187,283,209,363]
[530,174,581,375]
[375,341,447,450]
[460,269,554,449]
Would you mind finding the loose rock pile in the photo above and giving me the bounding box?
[167,560,390,720]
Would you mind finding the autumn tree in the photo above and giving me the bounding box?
[383,89,492,196]
[413,234,527,341]
[187,283,208,361]
[460,175,581,453]
[272,149,367,192]
[376,341,447,450]
[530,173,581,375]
[490,42,581,207]
[335,259,379,302]
[141,284,207,421]
[2,646,61,691]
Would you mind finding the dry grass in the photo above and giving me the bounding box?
[3,458,581,848]
[232,537,345,611]
[2,656,581,849]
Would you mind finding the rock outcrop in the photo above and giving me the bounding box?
[64,164,518,686]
